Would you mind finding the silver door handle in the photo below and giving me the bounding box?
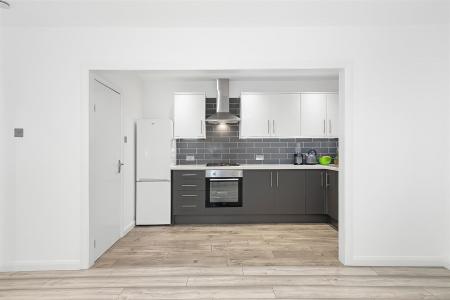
[276,171,279,188]
[323,120,326,134]
[118,160,124,173]
[273,120,275,135]
[329,120,332,134]
[181,194,198,197]
[267,120,270,134]
[270,172,273,188]
[181,205,197,208]
[209,178,239,181]
[321,172,324,188]
[200,120,203,134]
[182,174,198,176]
[326,172,330,187]
[181,184,197,187]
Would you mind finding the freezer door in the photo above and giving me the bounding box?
[137,119,174,181]
[136,181,171,225]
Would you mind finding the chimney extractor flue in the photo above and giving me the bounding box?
[206,79,240,125]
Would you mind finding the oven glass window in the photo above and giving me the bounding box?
[210,181,239,203]
[206,178,242,207]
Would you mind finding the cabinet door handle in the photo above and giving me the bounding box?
[181,184,197,187]
[181,205,197,208]
[323,120,326,134]
[267,120,270,134]
[200,120,203,134]
[326,173,330,188]
[182,173,197,177]
[273,120,275,135]
[321,172,324,188]
[276,171,279,188]
[270,172,273,188]
[329,120,332,134]
[181,194,198,197]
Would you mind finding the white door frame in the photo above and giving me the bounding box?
[88,74,125,266]
[80,64,354,269]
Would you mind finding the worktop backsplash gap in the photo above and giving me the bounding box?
[176,98,338,165]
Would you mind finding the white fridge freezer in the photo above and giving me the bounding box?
[136,119,175,225]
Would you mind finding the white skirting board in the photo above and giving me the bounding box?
[351,255,447,267]
[121,221,135,237]
[4,260,80,272]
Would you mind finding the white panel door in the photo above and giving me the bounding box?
[271,93,301,137]
[240,93,273,138]
[136,182,171,225]
[300,93,327,137]
[326,93,339,137]
[174,93,205,139]
[90,78,122,262]
[136,119,173,181]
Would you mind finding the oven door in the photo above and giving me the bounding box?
[205,177,242,207]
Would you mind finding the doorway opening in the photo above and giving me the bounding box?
[87,69,345,268]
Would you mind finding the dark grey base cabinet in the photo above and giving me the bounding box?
[243,170,306,215]
[326,170,338,221]
[306,170,326,214]
[241,170,274,214]
[172,169,338,226]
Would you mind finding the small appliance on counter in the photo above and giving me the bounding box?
[305,149,318,165]
[294,152,303,165]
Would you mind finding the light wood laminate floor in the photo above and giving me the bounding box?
[95,224,340,268]
[1,224,450,299]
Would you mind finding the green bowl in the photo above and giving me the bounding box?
[319,156,332,165]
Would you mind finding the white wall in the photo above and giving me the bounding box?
[92,71,144,235]
[143,78,338,119]
[447,26,450,270]
[1,1,449,270]
[0,27,6,270]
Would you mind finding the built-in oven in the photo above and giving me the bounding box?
[205,169,243,208]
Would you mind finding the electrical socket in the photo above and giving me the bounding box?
[186,155,195,161]
[255,154,264,161]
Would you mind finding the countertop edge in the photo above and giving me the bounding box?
[171,164,339,171]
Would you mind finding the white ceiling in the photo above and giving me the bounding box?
[1,0,449,27]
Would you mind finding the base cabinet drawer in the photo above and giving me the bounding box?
[173,191,205,215]
[173,202,205,215]
[173,170,204,181]
[173,181,205,191]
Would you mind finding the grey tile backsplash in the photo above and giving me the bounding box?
[176,98,338,165]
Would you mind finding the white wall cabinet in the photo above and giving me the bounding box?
[240,93,301,138]
[326,93,339,137]
[300,93,338,137]
[173,93,205,139]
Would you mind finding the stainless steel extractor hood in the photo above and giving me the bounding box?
[206,79,240,124]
